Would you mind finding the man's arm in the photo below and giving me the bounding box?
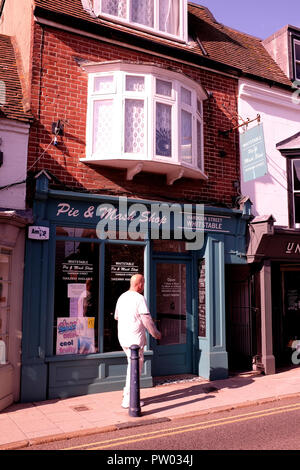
[141,314,161,340]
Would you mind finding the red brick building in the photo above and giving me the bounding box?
[0,1,292,402]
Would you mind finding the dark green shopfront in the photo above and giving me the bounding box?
[20,174,251,402]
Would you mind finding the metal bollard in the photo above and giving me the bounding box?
[129,344,141,417]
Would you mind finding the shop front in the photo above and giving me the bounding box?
[247,217,300,372]
[0,211,28,410]
[20,173,251,402]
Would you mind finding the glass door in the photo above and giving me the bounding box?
[151,259,192,376]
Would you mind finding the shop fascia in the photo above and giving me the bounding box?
[55,197,206,250]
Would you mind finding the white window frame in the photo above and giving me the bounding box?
[84,62,206,175]
[93,0,188,43]
[294,39,300,81]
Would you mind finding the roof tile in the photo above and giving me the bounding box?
[33,0,292,87]
[0,34,32,122]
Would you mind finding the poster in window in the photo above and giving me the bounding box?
[56,317,95,355]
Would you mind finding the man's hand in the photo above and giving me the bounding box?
[141,314,162,340]
[154,331,162,341]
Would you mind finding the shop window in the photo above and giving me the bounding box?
[0,249,11,364]
[54,240,99,355]
[104,243,144,352]
[93,0,187,42]
[282,269,300,350]
[82,62,207,184]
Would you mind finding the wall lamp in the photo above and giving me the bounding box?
[52,120,64,146]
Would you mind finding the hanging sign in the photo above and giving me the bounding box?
[240,124,267,182]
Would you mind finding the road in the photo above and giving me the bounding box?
[19,396,300,454]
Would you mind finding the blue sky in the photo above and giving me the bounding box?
[193,0,300,39]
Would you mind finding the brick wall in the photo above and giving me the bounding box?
[28,24,240,206]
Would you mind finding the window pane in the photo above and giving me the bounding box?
[153,240,187,252]
[293,160,300,191]
[159,0,180,36]
[295,43,300,61]
[156,79,172,97]
[197,119,202,169]
[93,100,114,154]
[156,263,186,346]
[101,0,127,18]
[156,102,172,157]
[130,0,154,27]
[181,87,191,106]
[56,227,98,238]
[124,99,145,153]
[104,243,144,352]
[125,75,145,92]
[181,109,192,163]
[296,61,300,80]
[197,99,202,116]
[294,194,300,224]
[54,241,99,355]
[94,76,114,93]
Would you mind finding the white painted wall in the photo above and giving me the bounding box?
[238,79,300,227]
[0,118,30,210]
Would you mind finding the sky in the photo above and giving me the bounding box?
[193,0,300,39]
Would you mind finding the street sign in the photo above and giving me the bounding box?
[28,226,49,240]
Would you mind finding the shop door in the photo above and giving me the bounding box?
[151,259,192,376]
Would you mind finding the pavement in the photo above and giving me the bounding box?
[0,366,300,450]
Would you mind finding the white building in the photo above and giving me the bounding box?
[236,25,300,375]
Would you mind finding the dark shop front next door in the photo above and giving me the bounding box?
[151,259,193,376]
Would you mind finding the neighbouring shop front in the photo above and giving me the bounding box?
[20,173,251,402]
[245,217,300,374]
[0,211,28,410]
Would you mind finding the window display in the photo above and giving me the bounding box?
[104,243,145,352]
[54,240,99,355]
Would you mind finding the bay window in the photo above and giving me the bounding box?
[82,62,207,185]
[93,0,187,42]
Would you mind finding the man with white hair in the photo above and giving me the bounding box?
[115,273,161,409]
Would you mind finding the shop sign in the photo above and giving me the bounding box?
[111,262,139,281]
[50,198,238,251]
[178,212,231,234]
[240,124,267,182]
[62,259,93,282]
[285,242,300,254]
[28,226,49,240]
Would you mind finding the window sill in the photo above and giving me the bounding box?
[80,157,208,185]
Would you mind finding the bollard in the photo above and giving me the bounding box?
[129,344,141,417]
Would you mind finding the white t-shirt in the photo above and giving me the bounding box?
[115,290,150,348]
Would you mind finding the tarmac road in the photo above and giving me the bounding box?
[20,396,300,452]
